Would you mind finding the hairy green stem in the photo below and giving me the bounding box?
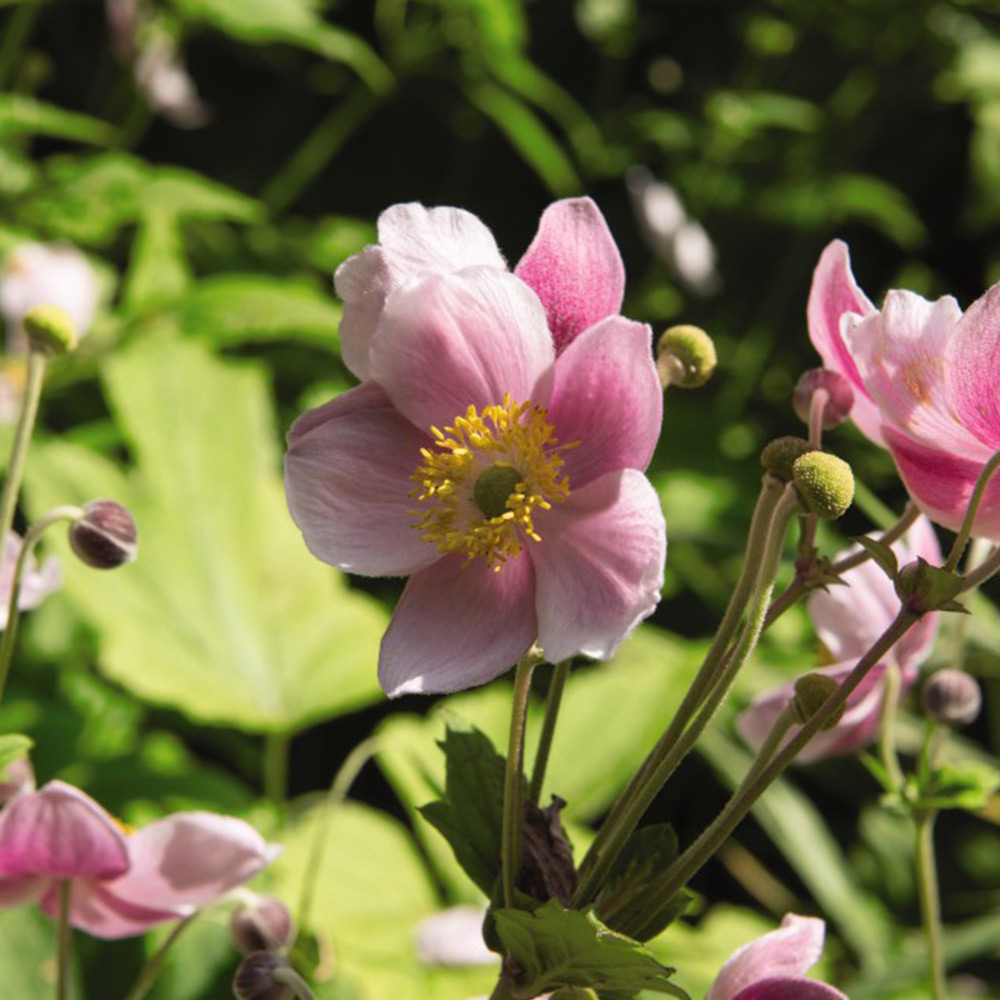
[879,662,905,793]
[502,653,539,908]
[56,881,72,1000]
[0,349,46,547]
[945,450,1000,573]
[528,659,571,803]
[916,812,947,1000]
[121,914,198,1000]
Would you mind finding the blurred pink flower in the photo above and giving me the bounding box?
[0,531,61,629]
[738,517,941,763]
[286,199,665,696]
[707,913,847,1000]
[809,241,1000,539]
[415,905,497,966]
[0,780,279,938]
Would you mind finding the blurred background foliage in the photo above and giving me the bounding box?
[1,0,1000,997]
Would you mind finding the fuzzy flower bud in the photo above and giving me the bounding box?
[792,368,854,430]
[791,674,844,729]
[22,305,78,356]
[231,895,295,955]
[656,324,717,388]
[760,436,816,483]
[922,669,982,728]
[792,451,854,520]
[68,500,137,569]
[232,953,294,1000]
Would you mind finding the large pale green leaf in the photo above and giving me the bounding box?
[25,333,386,732]
[0,907,82,997]
[267,800,498,1000]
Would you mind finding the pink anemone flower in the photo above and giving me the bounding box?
[809,241,1000,539]
[738,517,940,763]
[706,913,847,1000]
[285,199,666,696]
[0,780,279,938]
[0,530,62,629]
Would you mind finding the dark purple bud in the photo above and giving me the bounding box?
[922,669,982,727]
[231,895,295,955]
[68,500,137,569]
[232,953,294,1000]
[793,368,854,430]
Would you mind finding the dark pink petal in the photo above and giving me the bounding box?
[885,425,1000,540]
[706,913,825,1000]
[0,781,128,880]
[547,316,662,488]
[806,241,883,446]
[847,292,980,456]
[532,470,665,664]
[285,382,439,577]
[515,198,625,354]
[40,879,180,940]
[369,268,555,432]
[0,873,45,907]
[946,280,1000,449]
[106,813,280,911]
[731,976,849,1000]
[378,551,537,696]
[334,205,506,380]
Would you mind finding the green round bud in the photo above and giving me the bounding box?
[656,324,717,388]
[473,464,523,519]
[792,673,843,729]
[792,451,854,521]
[760,436,816,482]
[22,304,78,356]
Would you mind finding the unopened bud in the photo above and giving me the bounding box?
[792,368,854,430]
[231,895,295,955]
[656,324,717,388]
[232,953,294,1000]
[791,674,843,729]
[22,304,78,356]
[760,436,816,482]
[68,500,137,569]
[792,451,854,520]
[922,669,982,727]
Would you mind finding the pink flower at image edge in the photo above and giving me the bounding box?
[0,780,279,938]
[285,199,666,696]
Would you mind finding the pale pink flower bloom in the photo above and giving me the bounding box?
[134,33,209,129]
[415,905,498,966]
[0,531,61,629]
[0,780,279,939]
[0,243,100,350]
[286,199,666,696]
[808,241,1000,539]
[706,913,847,1000]
[738,517,941,763]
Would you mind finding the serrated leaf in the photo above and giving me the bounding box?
[853,536,899,581]
[916,761,1000,813]
[419,725,509,897]
[24,332,386,732]
[0,734,31,780]
[493,900,685,998]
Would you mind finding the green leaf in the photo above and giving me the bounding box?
[175,274,340,348]
[24,332,387,732]
[419,724,509,898]
[493,900,685,998]
[915,761,1000,813]
[853,535,899,582]
[0,733,31,780]
[0,94,114,144]
[0,908,82,996]
[124,209,192,314]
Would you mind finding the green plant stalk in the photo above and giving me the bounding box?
[0,0,42,92]
[274,967,320,1000]
[916,811,947,1000]
[528,659,571,803]
[879,661,905,793]
[574,482,799,905]
[263,732,290,803]
[0,349,47,548]
[297,736,379,931]
[501,652,539,908]
[634,608,919,916]
[56,880,72,1000]
[944,450,1000,573]
[0,505,84,705]
[121,914,198,1000]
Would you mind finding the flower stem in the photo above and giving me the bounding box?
[528,659,571,803]
[263,732,290,803]
[502,652,540,908]
[916,811,947,1000]
[0,505,83,706]
[273,967,320,1000]
[0,349,47,547]
[121,914,198,1000]
[944,450,1000,573]
[879,662,905,793]
[574,481,799,905]
[56,880,72,1000]
[808,387,829,448]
